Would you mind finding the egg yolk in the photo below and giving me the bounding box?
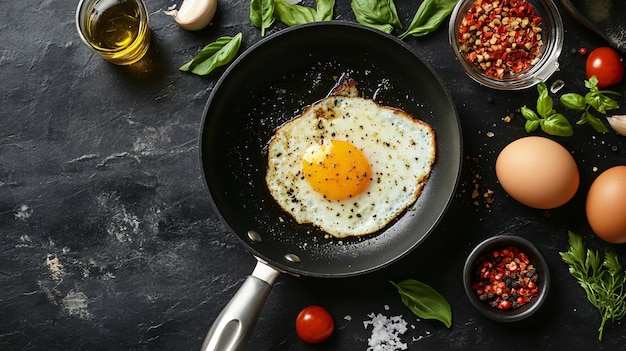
[302,140,372,200]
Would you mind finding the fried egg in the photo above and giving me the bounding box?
[265,80,436,238]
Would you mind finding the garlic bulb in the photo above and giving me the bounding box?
[607,115,626,136]
[165,0,217,31]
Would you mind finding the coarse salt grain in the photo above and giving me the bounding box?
[363,313,408,351]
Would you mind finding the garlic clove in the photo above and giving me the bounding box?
[166,0,217,31]
[607,115,626,136]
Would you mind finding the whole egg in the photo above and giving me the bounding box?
[495,136,579,209]
[586,165,626,244]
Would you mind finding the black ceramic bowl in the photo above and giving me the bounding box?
[463,235,550,322]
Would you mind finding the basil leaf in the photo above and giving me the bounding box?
[390,279,452,328]
[575,110,589,125]
[586,92,606,114]
[525,119,540,133]
[180,33,243,76]
[578,111,609,133]
[315,0,335,20]
[536,82,553,118]
[585,75,599,91]
[598,93,620,112]
[560,93,586,111]
[399,0,458,39]
[275,0,317,26]
[541,113,573,136]
[250,0,275,36]
[520,105,539,121]
[590,116,608,134]
[586,92,620,114]
[351,0,402,34]
[272,0,334,27]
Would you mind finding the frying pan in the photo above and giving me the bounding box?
[560,0,626,53]
[199,21,462,350]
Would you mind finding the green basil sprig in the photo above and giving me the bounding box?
[521,77,621,136]
[351,0,403,34]
[390,279,452,328]
[180,33,243,76]
[521,82,574,137]
[250,0,335,36]
[560,75,620,133]
[399,0,458,39]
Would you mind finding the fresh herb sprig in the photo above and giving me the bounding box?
[560,75,620,133]
[559,231,626,341]
[521,82,574,136]
[390,279,452,328]
[180,33,243,76]
[521,77,621,136]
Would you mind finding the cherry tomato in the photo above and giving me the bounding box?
[586,47,624,88]
[295,305,334,344]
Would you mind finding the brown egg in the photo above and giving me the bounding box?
[586,165,626,244]
[495,136,579,209]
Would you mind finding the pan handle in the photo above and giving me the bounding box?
[200,258,282,351]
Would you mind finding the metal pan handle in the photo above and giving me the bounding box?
[200,259,282,351]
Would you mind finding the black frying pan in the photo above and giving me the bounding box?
[560,0,626,52]
[199,22,462,350]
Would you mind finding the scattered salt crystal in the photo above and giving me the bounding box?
[344,315,352,321]
[550,79,565,93]
[363,313,408,351]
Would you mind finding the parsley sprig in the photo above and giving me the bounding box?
[559,231,626,341]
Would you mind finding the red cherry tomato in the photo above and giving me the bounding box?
[295,305,334,344]
[586,47,624,88]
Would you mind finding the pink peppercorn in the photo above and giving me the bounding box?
[471,245,540,310]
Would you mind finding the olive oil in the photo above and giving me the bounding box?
[77,0,150,65]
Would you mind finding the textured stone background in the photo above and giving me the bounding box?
[1,0,626,350]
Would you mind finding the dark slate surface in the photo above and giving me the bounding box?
[2,0,626,350]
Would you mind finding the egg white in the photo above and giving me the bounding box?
[265,86,436,238]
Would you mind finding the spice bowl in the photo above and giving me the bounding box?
[463,235,550,322]
[448,0,564,90]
